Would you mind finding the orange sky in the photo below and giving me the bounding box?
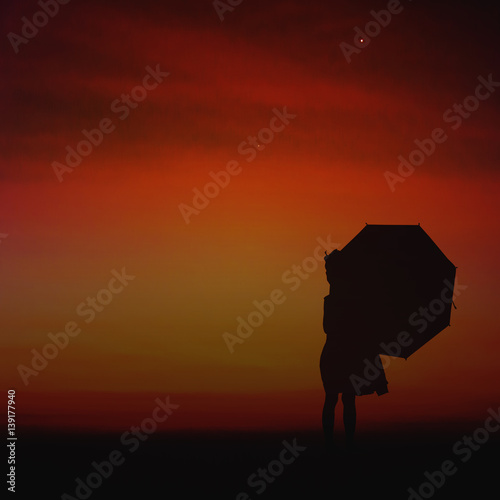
[1,0,499,431]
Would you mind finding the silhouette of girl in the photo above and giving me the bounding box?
[320,250,388,450]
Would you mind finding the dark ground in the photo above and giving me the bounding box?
[15,423,500,499]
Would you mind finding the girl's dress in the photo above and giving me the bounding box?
[320,294,388,396]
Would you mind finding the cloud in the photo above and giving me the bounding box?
[1,0,498,183]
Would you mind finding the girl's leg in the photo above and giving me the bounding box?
[341,393,356,447]
[322,393,338,447]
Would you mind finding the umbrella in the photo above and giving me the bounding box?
[323,224,456,359]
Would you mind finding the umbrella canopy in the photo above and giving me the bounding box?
[324,224,456,359]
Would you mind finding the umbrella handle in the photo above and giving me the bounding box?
[452,300,457,309]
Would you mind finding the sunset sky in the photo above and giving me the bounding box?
[1,0,499,431]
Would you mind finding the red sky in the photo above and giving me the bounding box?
[1,0,499,431]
